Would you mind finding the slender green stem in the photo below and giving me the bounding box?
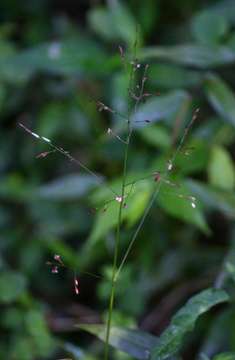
[104,135,130,360]
[104,42,146,359]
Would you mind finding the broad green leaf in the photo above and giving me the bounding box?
[199,355,210,360]
[199,309,233,360]
[135,0,159,35]
[192,13,228,45]
[208,145,235,190]
[37,102,67,138]
[131,90,190,126]
[0,39,16,60]
[63,342,85,359]
[79,324,158,360]
[0,82,6,113]
[88,200,120,245]
[186,179,235,218]
[0,38,112,82]
[109,2,139,46]
[195,116,235,146]
[141,45,235,68]
[150,288,229,360]
[8,335,35,360]
[173,139,209,175]
[126,181,152,226]
[204,0,235,25]
[36,174,100,200]
[225,261,235,283]
[157,182,210,234]
[0,40,29,83]
[111,71,129,122]
[25,309,54,356]
[37,100,90,139]
[98,266,148,316]
[88,176,153,244]
[204,74,235,128]
[30,203,90,237]
[88,3,138,46]
[140,124,171,149]
[88,179,152,243]
[222,238,235,284]
[148,64,202,89]
[0,174,33,201]
[0,271,27,303]
[88,7,118,41]
[213,353,235,360]
[2,308,24,330]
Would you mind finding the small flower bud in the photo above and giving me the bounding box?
[154,173,161,182]
[36,152,50,159]
[74,277,80,295]
[167,161,173,171]
[52,266,58,274]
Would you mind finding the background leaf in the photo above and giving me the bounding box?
[131,90,191,126]
[191,13,228,45]
[150,288,229,359]
[204,74,235,128]
[141,45,235,68]
[213,353,235,360]
[36,174,100,200]
[79,324,158,360]
[0,272,27,304]
[208,145,235,191]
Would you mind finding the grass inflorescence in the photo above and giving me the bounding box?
[19,44,199,360]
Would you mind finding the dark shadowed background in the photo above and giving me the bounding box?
[1,0,235,359]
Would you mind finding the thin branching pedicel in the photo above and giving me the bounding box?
[115,107,199,282]
[18,123,119,198]
[47,254,100,296]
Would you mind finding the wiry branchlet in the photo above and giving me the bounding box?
[96,101,114,113]
[36,150,56,159]
[118,45,124,59]
[107,128,127,144]
[134,119,151,124]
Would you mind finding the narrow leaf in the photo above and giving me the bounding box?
[36,174,100,200]
[150,288,229,360]
[199,355,210,360]
[141,45,235,68]
[0,271,27,303]
[148,64,202,89]
[158,182,210,234]
[131,90,190,126]
[213,353,235,360]
[0,38,113,82]
[109,2,138,46]
[191,13,228,45]
[208,145,235,190]
[79,324,158,360]
[204,74,235,128]
[186,179,235,218]
[88,7,117,41]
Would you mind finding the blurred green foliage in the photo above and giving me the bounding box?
[1,0,235,359]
